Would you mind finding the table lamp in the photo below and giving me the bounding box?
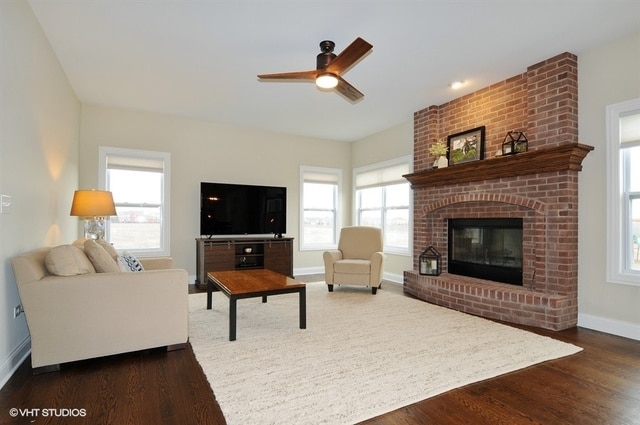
[69,189,117,239]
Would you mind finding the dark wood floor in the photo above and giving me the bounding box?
[1,283,639,425]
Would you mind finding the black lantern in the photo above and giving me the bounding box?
[419,246,441,276]
[502,131,528,155]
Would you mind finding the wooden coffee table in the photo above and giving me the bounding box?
[206,269,306,341]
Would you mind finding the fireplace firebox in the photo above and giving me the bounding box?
[448,218,523,285]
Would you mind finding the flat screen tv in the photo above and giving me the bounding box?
[200,182,287,238]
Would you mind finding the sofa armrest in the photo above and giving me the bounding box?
[139,257,174,270]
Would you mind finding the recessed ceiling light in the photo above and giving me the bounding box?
[449,81,465,89]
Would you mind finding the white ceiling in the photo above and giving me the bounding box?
[28,0,640,142]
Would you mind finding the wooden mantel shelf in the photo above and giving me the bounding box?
[404,143,594,188]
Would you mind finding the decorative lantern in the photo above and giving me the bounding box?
[502,131,528,155]
[419,246,442,276]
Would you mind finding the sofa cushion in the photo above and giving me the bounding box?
[118,251,145,272]
[96,239,119,261]
[334,259,371,274]
[45,245,96,276]
[84,240,121,273]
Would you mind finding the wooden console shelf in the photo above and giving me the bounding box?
[404,143,594,188]
[195,236,293,289]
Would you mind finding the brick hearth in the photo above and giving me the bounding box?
[403,52,593,330]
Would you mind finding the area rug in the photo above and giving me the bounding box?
[188,282,582,425]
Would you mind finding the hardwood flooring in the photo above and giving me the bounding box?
[1,282,639,425]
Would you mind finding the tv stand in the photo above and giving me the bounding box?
[195,236,294,289]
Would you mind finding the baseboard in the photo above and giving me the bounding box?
[578,313,640,341]
[293,266,324,276]
[0,336,31,390]
[383,272,403,284]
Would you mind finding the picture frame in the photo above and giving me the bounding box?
[447,126,485,165]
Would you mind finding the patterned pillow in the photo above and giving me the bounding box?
[118,251,145,272]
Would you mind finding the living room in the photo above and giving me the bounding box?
[1,0,639,423]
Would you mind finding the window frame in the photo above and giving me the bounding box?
[98,146,171,257]
[353,156,413,255]
[606,98,640,286]
[299,166,342,251]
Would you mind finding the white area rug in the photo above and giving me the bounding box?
[189,283,582,425]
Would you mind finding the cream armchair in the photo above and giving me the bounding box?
[323,226,385,294]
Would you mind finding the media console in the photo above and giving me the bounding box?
[195,236,294,289]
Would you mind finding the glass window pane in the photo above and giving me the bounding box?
[631,198,640,271]
[628,146,640,192]
[108,169,163,250]
[109,169,162,204]
[304,183,335,209]
[385,209,409,249]
[360,210,381,228]
[303,210,335,244]
[385,183,410,207]
[359,187,382,209]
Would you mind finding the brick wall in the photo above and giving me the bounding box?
[406,52,581,330]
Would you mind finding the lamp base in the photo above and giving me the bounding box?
[84,217,106,239]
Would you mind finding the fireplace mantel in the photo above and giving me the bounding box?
[404,143,594,188]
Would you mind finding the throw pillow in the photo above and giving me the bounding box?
[84,239,121,273]
[96,239,119,261]
[45,245,95,276]
[118,251,145,272]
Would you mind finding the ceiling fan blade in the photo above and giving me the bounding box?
[257,70,318,81]
[325,37,373,75]
[334,75,364,101]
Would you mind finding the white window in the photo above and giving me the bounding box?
[99,147,171,257]
[354,156,412,254]
[606,98,640,285]
[300,166,341,250]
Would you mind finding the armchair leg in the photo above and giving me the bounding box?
[327,284,334,292]
[372,287,377,295]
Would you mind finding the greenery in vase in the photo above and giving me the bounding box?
[428,139,448,157]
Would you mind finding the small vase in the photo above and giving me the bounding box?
[436,156,448,169]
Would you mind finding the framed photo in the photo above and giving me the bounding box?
[447,126,485,165]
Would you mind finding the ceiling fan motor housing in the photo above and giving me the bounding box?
[316,40,336,69]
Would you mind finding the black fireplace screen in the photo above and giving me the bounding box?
[448,218,523,285]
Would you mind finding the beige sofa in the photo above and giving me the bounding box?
[11,243,189,372]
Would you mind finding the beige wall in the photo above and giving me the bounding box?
[577,32,640,337]
[79,105,353,278]
[351,121,414,281]
[1,0,80,384]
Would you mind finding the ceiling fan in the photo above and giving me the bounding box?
[257,37,373,102]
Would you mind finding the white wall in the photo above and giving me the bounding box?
[79,105,353,278]
[0,0,80,386]
[577,32,640,340]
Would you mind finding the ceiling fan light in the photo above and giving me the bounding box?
[316,73,338,89]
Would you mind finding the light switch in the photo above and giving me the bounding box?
[1,195,11,214]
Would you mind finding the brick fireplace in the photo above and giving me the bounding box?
[403,52,593,330]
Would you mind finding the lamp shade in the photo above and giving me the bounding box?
[69,190,116,217]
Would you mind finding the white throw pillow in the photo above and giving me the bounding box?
[45,245,95,276]
[84,240,121,273]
